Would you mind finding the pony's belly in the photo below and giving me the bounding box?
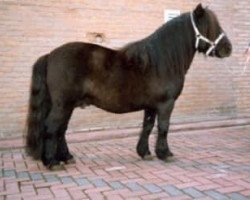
[77,93,144,113]
[93,99,143,114]
[82,78,147,113]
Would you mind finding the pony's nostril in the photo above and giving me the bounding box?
[227,44,232,54]
[223,43,232,56]
[218,42,232,57]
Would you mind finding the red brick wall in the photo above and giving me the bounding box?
[0,0,249,138]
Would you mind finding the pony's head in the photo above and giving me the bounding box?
[191,3,232,58]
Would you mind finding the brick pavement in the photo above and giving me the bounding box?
[0,125,250,200]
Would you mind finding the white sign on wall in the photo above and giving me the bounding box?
[164,9,181,22]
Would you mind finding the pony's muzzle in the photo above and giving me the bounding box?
[217,39,232,58]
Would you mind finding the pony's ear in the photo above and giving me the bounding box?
[194,3,205,18]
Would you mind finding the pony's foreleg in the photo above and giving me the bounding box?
[136,109,156,160]
[42,106,72,169]
[155,99,175,160]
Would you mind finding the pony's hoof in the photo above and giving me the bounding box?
[156,148,173,160]
[167,151,174,157]
[57,153,75,164]
[48,164,64,171]
[143,154,154,160]
[65,158,76,164]
[46,160,64,171]
[163,155,175,163]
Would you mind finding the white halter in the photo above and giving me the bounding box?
[190,12,225,56]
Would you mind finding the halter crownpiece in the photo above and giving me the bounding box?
[190,12,225,56]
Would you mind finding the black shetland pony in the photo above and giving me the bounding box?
[26,4,232,169]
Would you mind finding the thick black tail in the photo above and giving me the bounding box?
[26,54,51,160]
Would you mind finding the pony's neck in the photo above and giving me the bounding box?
[151,12,197,75]
[180,14,197,73]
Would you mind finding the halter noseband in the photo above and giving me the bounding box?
[190,12,225,56]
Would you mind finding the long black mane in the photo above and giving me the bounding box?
[121,12,196,76]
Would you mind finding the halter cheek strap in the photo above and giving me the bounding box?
[190,12,225,56]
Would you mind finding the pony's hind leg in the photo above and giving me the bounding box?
[136,109,156,160]
[42,105,72,169]
[56,121,75,164]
